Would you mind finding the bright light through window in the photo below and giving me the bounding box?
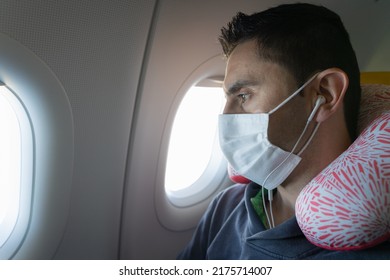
[165,86,225,192]
[0,85,22,247]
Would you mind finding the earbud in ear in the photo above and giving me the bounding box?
[308,96,326,122]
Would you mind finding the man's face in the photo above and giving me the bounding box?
[222,39,311,152]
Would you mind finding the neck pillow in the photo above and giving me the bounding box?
[296,84,390,250]
[295,112,390,250]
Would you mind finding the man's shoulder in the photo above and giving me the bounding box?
[219,183,247,197]
[206,183,259,222]
[212,183,252,208]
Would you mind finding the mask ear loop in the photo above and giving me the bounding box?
[268,74,318,115]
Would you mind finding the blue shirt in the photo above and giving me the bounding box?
[177,183,390,259]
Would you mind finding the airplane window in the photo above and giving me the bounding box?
[0,84,24,247]
[165,85,226,196]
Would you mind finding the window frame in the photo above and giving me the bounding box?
[154,55,232,231]
[0,32,74,259]
[164,83,227,207]
[0,82,34,257]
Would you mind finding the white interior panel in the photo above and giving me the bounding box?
[0,0,156,259]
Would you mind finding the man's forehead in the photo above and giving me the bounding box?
[224,42,260,87]
[226,40,259,67]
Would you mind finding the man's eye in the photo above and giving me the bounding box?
[238,93,249,103]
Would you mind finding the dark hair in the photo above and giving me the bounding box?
[219,3,361,140]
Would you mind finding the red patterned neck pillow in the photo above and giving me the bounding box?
[296,112,390,250]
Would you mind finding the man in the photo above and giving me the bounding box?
[178,3,389,259]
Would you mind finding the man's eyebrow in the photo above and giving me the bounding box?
[224,80,258,95]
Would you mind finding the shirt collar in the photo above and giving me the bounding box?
[245,182,305,239]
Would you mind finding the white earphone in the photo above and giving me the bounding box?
[308,95,326,122]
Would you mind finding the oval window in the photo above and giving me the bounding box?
[164,83,227,206]
[0,84,24,247]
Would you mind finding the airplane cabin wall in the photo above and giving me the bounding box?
[0,0,156,259]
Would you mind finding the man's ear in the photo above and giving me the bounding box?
[313,68,349,123]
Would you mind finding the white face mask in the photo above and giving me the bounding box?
[219,74,322,191]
